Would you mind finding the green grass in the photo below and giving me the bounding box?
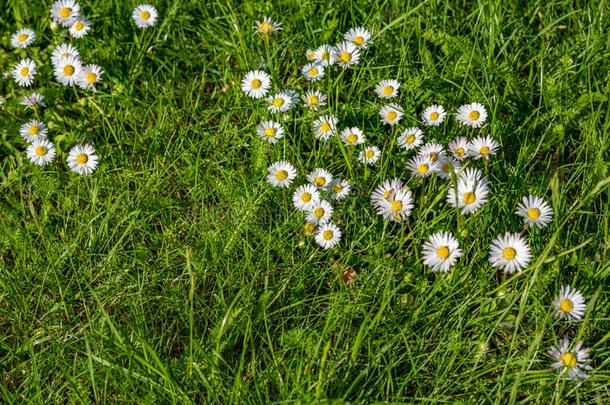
[1,0,609,403]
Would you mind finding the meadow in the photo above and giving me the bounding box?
[0,0,609,403]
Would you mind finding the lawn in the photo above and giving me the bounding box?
[0,0,609,403]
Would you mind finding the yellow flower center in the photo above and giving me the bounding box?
[437,246,450,259]
[259,21,271,33]
[18,34,28,42]
[443,163,453,173]
[387,111,397,120]
[429,112,439,121]
[321,51,329,60]
[314,176,326,186]
[313,208,324,218]
[301,192,311,202]
[308,95,318,104]
[463,192,475,204]
[322,230,333,240]
[405,134,415,143]
[75,21,84,31]
[340,52,351,63]
[391,200,403,212]
[141,11,151,20]
[332,184,342,193]
[346,134,357,144]
[559,299,573,312]
[35,146,47,156]
[308,67,318,76]
[86,73,97,83]
[275,170,287,180]
[469,110,480,121]
[264,127,275,137]
[273,98,284,107]
[251,79,261,89]
[353,36,364,45]
[429,152,438,161]
[383,190,391,198]
[365,150,375,159]
[561,353,576,368]
[479,146,490,155]
[382,85,393,95]
[307,52,315,60]
[20,67,29,77]
[303,222,315,234]
[417,164,428,174]
[29,125,39,135]
[456,148,464,156]
[60,7,71,18]
[527,208,540,219]
[63,65,75,76]
[502,247,516,260]
[320,122,330,132]
[76,153,89,164]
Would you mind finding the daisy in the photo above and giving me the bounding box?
[448,137,469,160]
[370,178,404,206]
[340,127,365,146]
[12,59,36,87]
[422,231,463,272]
[548,337,592,380]
[421,104,446,126]
[314,44,333,66]
[552,285,586,322]
[327,178,351,200]
[27,139,56,166]
[437,156,462,180]
[305,49,316,61]
[488,232,532,273]
[303,222,317,236]
[315,222,342,249]
[418,141,445,162]
[313,115,338,141]
[302,62,325,81]
[69,17,91,38]
[10,28,36,49]
[21,93,46,109]
[133,4,158,28]
[266,90,295,113]
[332,41,360,68]
[344,27,372,49]
[456,102,487,128]
[379,103,403,126]
[254,16,282,35]
[54,55,82,86]
[468,135,500,160]
[292,184,320,212]
[306,200,333,225]
[77,64,104,91]
[373,187,413,222]
[397,127,424,151]
[358,145,381,165]
[20,120,48,142]
[307,168,333,188]
[375,79,400,99]
[515,195,553,228]
[50,0,81,27]
[447,178,489,215]
[241,70,271,99]
[51,43,80,66]
[67,144,99,175]
[406,154,440,178]
[256,120,284,144]
[302,90,326,110]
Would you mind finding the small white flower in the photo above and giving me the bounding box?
[266,161,296,188]
[302,62,324,81]
[372,187,413,223]
[51,43,80,66]
[50,0,81,27]
[292,184,320,211]
[375,79,400,99]
[69,16,91,38]
[27,139,56,166]
[340,127,365,146]
[307,168,333,188]
[312,115,338,141]
[20,120,48,143]
[254,16,282,35]
[552,285,586,322]
[10,28,36,49]
[468,135,499,160]
[437,156,462,180]
[67,144,99,175]
[448,137,469,160]
[326,178,350,200]
[421,104,446,126]
[266,90,296,113]
[12,58,36,87]
[358,145,381,165]
[77,64,104,91]
[397,127,423,151]
[256,120,284,144]
[54,55,83,86]
[422,231,462,272]
[418,141,445,162]
[306,200,334,225]
[314,44,333,66]
[241,70,271,99]
[548,337,592,380]
[406,154,440,178]
[455,102,487,128]
[488,232,532,273]
[332,41,360,68]
[302,90,326,110]
[305,49,316,61]
[21,93,46,109]
[133,4,158,28]
[371,178,404,207]
[515,195,553,228]
[447,177,489,215]
[315,222,342,249]
[344,27,372,49]
[379,103,403,126]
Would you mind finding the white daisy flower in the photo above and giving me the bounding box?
[418,141,445,162]
[375,79,400,99]
[10,28,36,49]
[373,187,413,223]
[266,90,295,113]
[448,137,469,160]
[21,93,46,109]
[254,16,282,35]
[548,337,592,380]
[340,127,365,146]
[292,184,320,212]
[447,177,489,215]
[327,178,351,200]
[306,200,333,225]
[422,231,463,272]
[307,168,333,188]
[12,58,36,87]
[54,55,82,86]
[77,64,104,91]
[455,102,487,128]
[51,43,80,66]
[133,4,158,28]
[344,26,372,49]
[488,232,532,273]
[20,120,48,143]
[27,139,56,166]
[69,17,91,38]
[358,145,381,165]
[266,161,295,188]
[437,156,462,180]
[241,70,271,99]
[552,285,586,322]
[314,44,333,66]
[313,115,338,141]
[515,195,553,228]
[370,178,404,207]
[302,90,326,110]
[421,104,446,126]
[406,154,440,178]
[305,49,316,61]
[468,135,500,160]
[302,62,325,81]
[256,120,284,144]
[397,127,424,151]
[379,103,403,126]
[67,144,99,175]
[50,0,81,27]
[332,41,360,68]
[315,222,342,250]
